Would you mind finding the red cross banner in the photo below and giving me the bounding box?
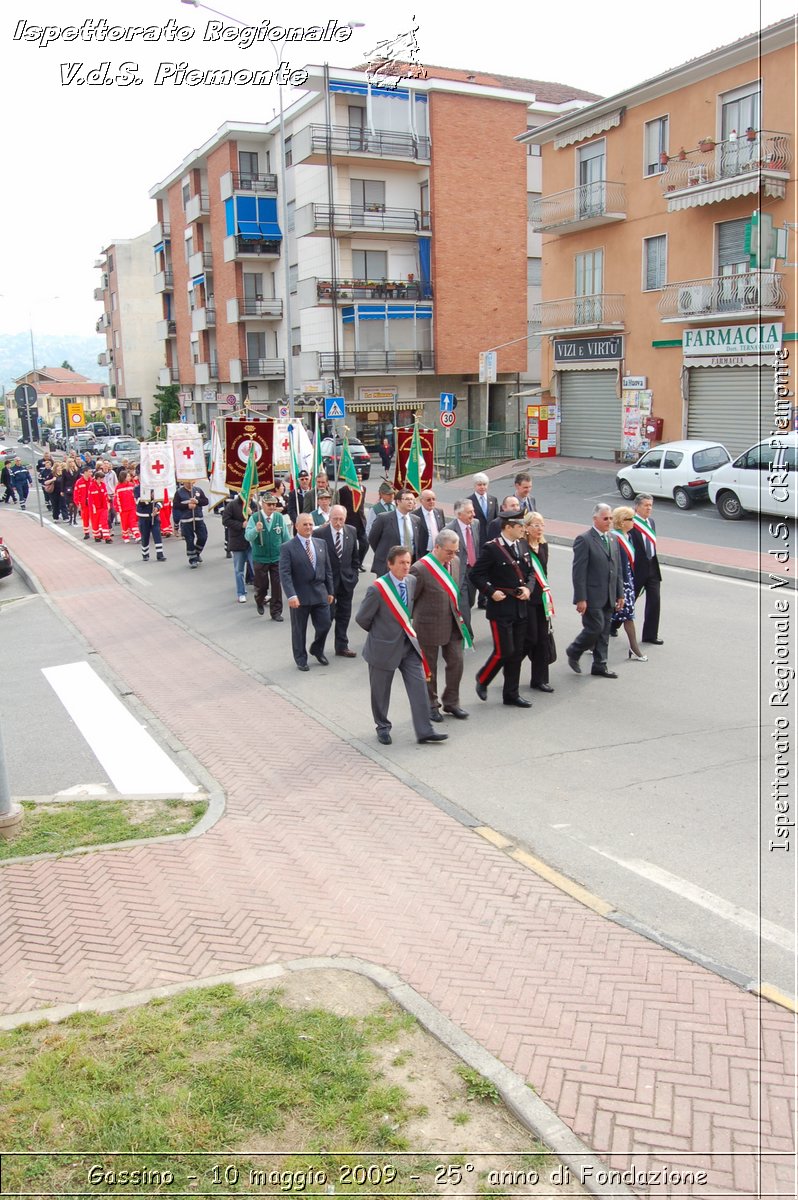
[224,420,275,492]
[393,427,434,493]
[171,433,206,482]
[139,441,177,493]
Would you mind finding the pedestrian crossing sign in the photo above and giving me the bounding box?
[324,396,346,420]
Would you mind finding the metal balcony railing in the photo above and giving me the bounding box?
[234,237,281,256]
[311,204,427,234]
[237,296,283,317]
[167,366,179,382]
[317,350,435,373]
[232,171,278,192]
[316,277,433,301]
[658,270,786,321]
[535,294,625,332]
[201,307,216,327]
[529,182,626,231]
[661,131,791,193]
[308,123,431,160]
[241,358,286,377]
[160,269,174,287]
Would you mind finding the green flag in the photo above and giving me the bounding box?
[405,420,425,495]
[239,441,259,514]
[338,432,364,511]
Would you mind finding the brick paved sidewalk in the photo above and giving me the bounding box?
[1,515,794,1197]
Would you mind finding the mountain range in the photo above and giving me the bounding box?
[0,333,107,388]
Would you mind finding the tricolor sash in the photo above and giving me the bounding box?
[374,576,431,679]
[527,551,555,619]
[418,554,474,649]
[633,515,656,553]
[612,530,635,568]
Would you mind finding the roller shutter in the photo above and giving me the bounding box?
[687,366,772,457]
[559,369,621,460]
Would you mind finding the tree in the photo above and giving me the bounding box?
[149,384,181,439]
[61,360,74,371]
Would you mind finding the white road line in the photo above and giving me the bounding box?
[42,661,197,795]
[591,847,795,952]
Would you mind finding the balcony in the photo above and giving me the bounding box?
[296,203,429,239]
[223,235,281,262]
[293,123,430,169]
[228,296,283,321]
[184,192,210,224]
[241,358,285,378]
[159,366,179,386]
[97,351,113,367]
[535,294,625,335]
[154,268,174,293]
[661,131,790,210]
[191,306,216,332]
[188,250,213,278]
[194,359,219,385]
[95,314,111,332]
[156,319,177,339]
[93,287,106,302]
[315,277,433,302]
[221,171,278,199]
[530,182,626,234]
[317,350,435,375]
[153,221,171,243]
[658,270,786,323]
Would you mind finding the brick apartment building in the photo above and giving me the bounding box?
[522,16,795,460]
[148,63,598,443]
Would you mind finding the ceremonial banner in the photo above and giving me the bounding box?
[139,441,176,494]
[224,420,274,491]
[393,427,434,493]
[171,432,206,482]
[287,420,314,484]
[208,419,227,498]
[273,421,292,473]
[166,422,200,442]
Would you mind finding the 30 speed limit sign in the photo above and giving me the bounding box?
[440,410,456,428]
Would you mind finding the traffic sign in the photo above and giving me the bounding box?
[440,410,456,428]
[67,402,85,428]
[278,405,289,419]
[440,392,456,413]
[14,384,37,410]
[324,396,346,420]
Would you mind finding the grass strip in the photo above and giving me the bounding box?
[0,798,207,860]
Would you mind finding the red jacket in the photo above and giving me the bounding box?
[87,478,109,516]
[73,475,92,510]
[114,481,137,519]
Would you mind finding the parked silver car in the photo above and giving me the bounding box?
[100,437,142,466]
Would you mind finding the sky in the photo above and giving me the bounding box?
[1,0,793,341]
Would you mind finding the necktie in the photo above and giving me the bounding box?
[465,524,476,567]
[480,495,487,517]
[601,534,610,553]
[399,581,408,607]
[335,529,343,558]
[304,538,314,567]
[402,516,411,550]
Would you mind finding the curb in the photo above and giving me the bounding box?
[0,956,635,1199]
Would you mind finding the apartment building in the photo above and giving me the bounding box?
[523,16,794,460]
[95,234,164,436]
[148,63,598,441]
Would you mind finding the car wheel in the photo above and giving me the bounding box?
[716,490,744,521]
[673,487,693,510]
[617,479,635,500]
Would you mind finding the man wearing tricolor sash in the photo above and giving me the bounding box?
[630,494,663,646]
[355,546,449,747]
[410,530,471,723]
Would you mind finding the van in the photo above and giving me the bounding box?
[708,432,798,520]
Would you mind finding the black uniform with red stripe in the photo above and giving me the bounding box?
[469,537,532,701]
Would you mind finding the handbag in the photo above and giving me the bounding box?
[545,620,557,665]
[43,478,55,493]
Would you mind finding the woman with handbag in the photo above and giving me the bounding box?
[521,511,556,693]
[610,507,647,661]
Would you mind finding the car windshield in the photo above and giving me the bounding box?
[692,446,730,471]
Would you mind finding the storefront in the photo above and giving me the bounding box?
[684,324,783,456]
[554,336,623,460]
[344,388,425,451]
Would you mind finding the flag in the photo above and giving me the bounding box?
[288,420,314,484]
[171,433,206,481]
[208,419,227,498]
[239,441,259,514]
[338,432,364,511]
[140,441,176,494]
[312,412,323,484]
[405,420,425,495]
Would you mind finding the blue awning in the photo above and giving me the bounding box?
[341,304,432,323]
[237,221,262,239]
[258,222,282,240]
[191,274,205,287]
[154,241,164,254]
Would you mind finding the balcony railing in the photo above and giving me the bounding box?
[242,358,285,377]
[311,204,428,234]
[535,294,625,333]
[237,296,284,317]
[661,131,791,197]
[529,182,626,232]
[168,366,179,382]
[232,171,278,193]
[185,192,210,223]
[318,350,435,374]
[658,270,786,322]
[308,123,430,160]
[233,237,281,257]
[316,277,433,301]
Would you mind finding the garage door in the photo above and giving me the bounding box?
[559,369,621,460]
[687,366,772,457]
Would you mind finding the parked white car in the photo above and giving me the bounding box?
[616,440,731,509]
[708,432,798,520]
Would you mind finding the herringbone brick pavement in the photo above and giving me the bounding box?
[1,517,794,1197]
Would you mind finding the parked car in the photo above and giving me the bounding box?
[616,440,731,509]
[320,436,371,481]
[709,432,798,520]
[0,537,13,579]
[101,436,141,466]
[70,432,98,453]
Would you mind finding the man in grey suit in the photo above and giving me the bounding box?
[468,472,498,543]
[445,499,480,636]
[410,529,469,722]
[355,545,448,746]
[415,487,446,557]
[566,503,625,678]
[279,512,335,671]
[368,489,421,576]
[312,504,360,657]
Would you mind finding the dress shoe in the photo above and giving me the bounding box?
[312,652,330,666]
[531,683,554,693]
[297,663,310,672]
[442,706,469,719]
[503,696,532,708]
[591,669,618,678]
[475,679,488,701]
[430,709,444,723]
[628,650,648,662]
[418,732,448,743]
[271,614,284,622]
[377,729,392,745]
[642,638,664,645]
[566,654,582,674]
[335,648,357,657]
[256,602,265,615]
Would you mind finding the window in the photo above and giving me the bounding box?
[575,249,603,323]
[286,199,295,233]
[351,179,386,213]
[644,117,669,176]
[352,250,388,281]
[420,181,429,229]
[721,83,761,142]
[284,135,292,168]
[107,254,114,274]
[288,263,298,293]
[693,446,730,472]
[643,235,667,290]
[243,273,264,300]
[577,141,605,217]
[527,143,541,157]
[717,219,749,308]
[185,234,194,262]
[246,332,266,363]
[182,183,191,208]
[661,450,683,469]
[527,258,542,286]
[635,450,662,469]
[239,150,258,185]
[291,326,301,357]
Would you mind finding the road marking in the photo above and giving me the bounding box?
[591,848,796,952]
[42,661,197,795]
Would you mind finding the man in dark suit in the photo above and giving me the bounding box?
[355,545,447,746]
[566,503,625,678]
[368,488,421,576]
[410,529,469,722]
[445,499,480,636]
[487,496,521,541]
[469,473,498,543]
[313,504,360,657]
[278,512,335,671]
[469,512,533,708]
[513,470,537,515]
[630,493,663,645]
[286,469,311,529]
[415,487,446,557]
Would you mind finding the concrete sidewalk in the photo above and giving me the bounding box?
[0,512,793,1197]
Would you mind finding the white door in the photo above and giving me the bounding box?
[629,448,664,494]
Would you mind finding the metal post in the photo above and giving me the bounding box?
[277,77,295,420]
[0,719,23,838]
